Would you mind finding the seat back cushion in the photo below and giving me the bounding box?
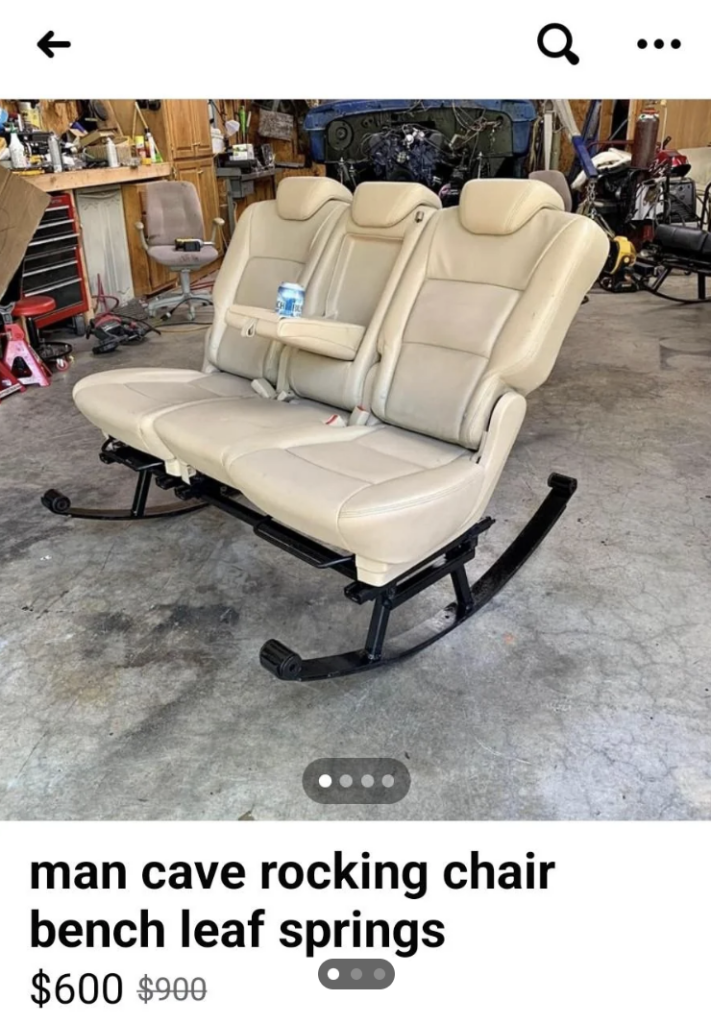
[371,178,609,449]
[284,181,441,411]
[145,180,205,245]
[206,177,352,379]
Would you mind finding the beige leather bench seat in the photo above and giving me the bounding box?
[72,178,607,589]
[155,180,607,586]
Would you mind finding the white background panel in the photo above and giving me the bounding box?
[2,5,707,96]
[0,822,708,1021]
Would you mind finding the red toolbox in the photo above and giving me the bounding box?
[21,192,90,328]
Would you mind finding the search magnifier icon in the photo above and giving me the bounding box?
[537,23,580,64]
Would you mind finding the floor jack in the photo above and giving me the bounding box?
[0,304,52,396]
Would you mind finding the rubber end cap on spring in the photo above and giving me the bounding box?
[41,489,71,514]
[547,473,578,498]
[259,639,303,680]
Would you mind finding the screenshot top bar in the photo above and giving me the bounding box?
[3,6,706,95]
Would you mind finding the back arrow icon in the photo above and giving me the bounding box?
[38,31,71,58]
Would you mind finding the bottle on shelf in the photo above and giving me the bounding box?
[48,135,63,173]
[105,138,119,169]
[8,127,28,170]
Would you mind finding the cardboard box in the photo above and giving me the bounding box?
[0,165,50,300]
[84,136,133,167]
[78,129,113,150]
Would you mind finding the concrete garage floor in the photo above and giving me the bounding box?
[1,281,710,821]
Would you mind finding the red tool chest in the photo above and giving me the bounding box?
[21,192,90,328]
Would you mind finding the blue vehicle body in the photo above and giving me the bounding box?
[304,100,537,164]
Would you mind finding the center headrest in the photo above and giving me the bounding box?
[459,179,565,235]
[276,177,352,221]
[351,181,441,228]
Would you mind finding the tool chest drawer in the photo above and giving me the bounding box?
[21,193,89,328]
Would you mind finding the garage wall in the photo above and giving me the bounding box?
[628,100,711,149]
[0,100,82,135]
[557,100,711,173]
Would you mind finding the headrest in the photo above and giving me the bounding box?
[459,179,565,235]
[276,176,352,221]
[351,181,441,229]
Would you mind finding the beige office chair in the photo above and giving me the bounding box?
[529,170,573,212]
[136,180,224,321]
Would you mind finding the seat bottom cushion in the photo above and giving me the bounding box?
[147,243,218,268]
[152,394,343,484]
[73,368,258,462]
[223,423,486,579]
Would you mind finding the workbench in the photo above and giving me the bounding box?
[28,163,172,193]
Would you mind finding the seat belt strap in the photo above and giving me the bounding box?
[251,378,276,399]
[274,346,295,402]
[348,405,372,426]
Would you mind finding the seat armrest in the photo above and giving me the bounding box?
[276,317,365,361]
[209,217,225,246]
[226,304,282,340]
[135,221,150,253]
[224,306,365,360]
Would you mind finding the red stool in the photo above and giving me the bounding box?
[13,296,57,350]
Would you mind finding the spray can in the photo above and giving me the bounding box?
[631,106,659,169]
[145,130,156,164]
[105,138,119,168]
[48,135,63,173]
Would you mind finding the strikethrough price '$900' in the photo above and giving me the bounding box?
[137,975,208,1002]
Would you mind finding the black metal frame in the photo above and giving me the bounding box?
[41,440,207,520]
[633,179,711,301]
[42,440,577,681]
[634,254,711,302]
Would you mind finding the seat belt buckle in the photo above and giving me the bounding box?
[348,405,370,426]
[324,413,347,428]
[251,378,277,399]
